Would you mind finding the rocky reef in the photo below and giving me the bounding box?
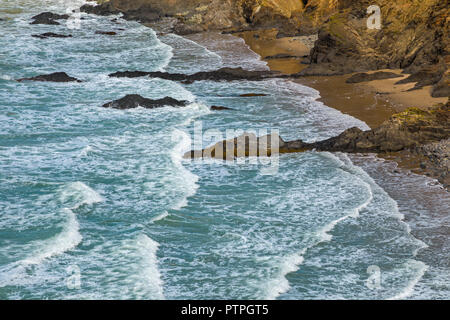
[185,102,450,186]
[108,67,279,82]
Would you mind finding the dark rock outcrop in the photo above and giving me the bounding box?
[32,32,72,39]
[109,67,277,82]
[396,65,446,91]
[101,94,189,109]
[30,12,69,25]
[16,72,81,83]
[346,72,403,84]
[186,103,449,157]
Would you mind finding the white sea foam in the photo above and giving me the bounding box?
[78,145,93,157]
[266,175,373,299]
[22,208,82,265]
[128,234,165,299]
[388,260,429,300]
[263,252,306,300]
[152,29,174,72]
[151,211,169,223]
[170,129,200,210]
[20,182,102,265]
[60,181,103,209]
[0,74,12,81]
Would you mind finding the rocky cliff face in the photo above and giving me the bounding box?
[304,0,449,77]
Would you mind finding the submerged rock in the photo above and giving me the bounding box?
[95,31,117,36]
[32,32,72,39]
[109,67,277,82]
[16,72,81,82]
[239,93,268,97]
[211,106,233,111]
[101,94,189,110]
[346,72,402,83]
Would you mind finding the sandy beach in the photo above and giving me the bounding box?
[236,31,447,128]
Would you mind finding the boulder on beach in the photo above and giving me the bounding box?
[16,72,81,82]
[101,94,189,110]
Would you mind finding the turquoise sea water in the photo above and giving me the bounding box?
[0,0,448,300]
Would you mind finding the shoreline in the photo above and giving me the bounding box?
[235,30,447,129]
[234,30,448,189]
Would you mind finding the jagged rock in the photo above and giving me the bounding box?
[80,4,119,16]
[16,72,81,82]
[346,72,403,84]
[30,12,69,25]
[413,138,450,187]
[312,104,449,153]
[396,66,445,90]
[32,32,72,39]
[101,94,188,109]
[109,67,276,82]
[32,12,69,20]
